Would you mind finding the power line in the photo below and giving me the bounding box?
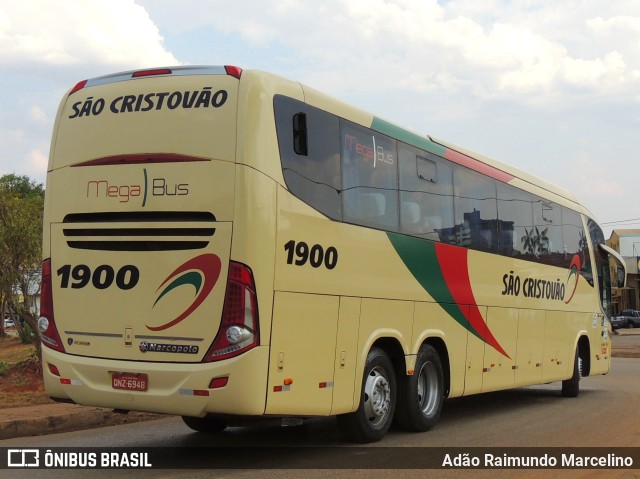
[600,217,640,226]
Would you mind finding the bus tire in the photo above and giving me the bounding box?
[181,414,227,433]
[337,347,396,443]
[395,344,444,432]
[562,349,581,398]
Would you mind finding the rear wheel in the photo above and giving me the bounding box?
[562,348,581,398]
[395,344,444,432]
[337,348,396,443]
[181,415,227,433]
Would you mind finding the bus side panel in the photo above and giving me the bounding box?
[231,165,277,348]
[330,296,361,415]
[265,292,339,416]
[543,310,576,382]
[481,307,517,393]
[589,312,610,376]
[274,187,421,301]
[463,305,484,396]
[352,299,413,407]
[514,309,545,387]
[412,301,465,398]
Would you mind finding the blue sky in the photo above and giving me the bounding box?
[1,0,639,236]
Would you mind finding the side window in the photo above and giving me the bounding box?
[398,144,454,242]
[453,167,499,252]
[341,121,398,231]
[562,208,591,279]
[496,183,533,257]
[274,95,341,220]
[531,196,563,265]
[587,218,611,315]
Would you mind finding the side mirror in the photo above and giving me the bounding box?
[599,243,627,288]
[616,265,626,289]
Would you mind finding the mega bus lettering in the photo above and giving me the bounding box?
[86,174,189,203]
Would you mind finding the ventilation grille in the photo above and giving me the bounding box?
[62,211,216,252]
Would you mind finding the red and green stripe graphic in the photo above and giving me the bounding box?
[148,253,222,332]
[387,233,510,358]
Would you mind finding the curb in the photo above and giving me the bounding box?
[0,408,105,441]
[611,349,640,359]
[0,406,165,441]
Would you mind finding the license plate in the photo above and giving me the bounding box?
[112,372,148,392]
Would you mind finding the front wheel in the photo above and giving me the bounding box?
[181,414,227,433]
[395,344,444,432]
[562,348,581,398]
[337,348,396,443]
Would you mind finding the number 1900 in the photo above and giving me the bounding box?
[57,264,139,290]
[284,240,338,269]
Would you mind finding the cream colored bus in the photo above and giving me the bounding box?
[40,66,625,442]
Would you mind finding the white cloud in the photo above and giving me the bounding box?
[28,106,47,124]
[1,0,639,233]
[0,0,178,69]
[26,148,48,175]
[136,0,640,109]
[574,153,618,197]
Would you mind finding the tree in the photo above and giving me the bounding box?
[521,226,549,258]
[0,174,44,359]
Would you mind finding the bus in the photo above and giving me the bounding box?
[40,65,626,443]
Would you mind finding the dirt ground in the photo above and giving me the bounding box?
[0,333,53,408]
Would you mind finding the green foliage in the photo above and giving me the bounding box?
[0,174,44,356]
[0,361,8,376]
[19,322,35,345]
[521,226,550,257]
[0,174,44,199]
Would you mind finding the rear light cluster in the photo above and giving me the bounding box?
[38,259,66,353]
[68,65,243,95]
[38,258,258,361]
[204,261,259,362]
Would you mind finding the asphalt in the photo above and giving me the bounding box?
[1,329,639,441]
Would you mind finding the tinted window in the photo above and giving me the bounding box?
[341,121,398,231]
[496,183,533,257]
[398,144,454,241]
[274,95,341,220]
[275,95,592,271]
[452,167,499,252]
[587,218,610,314]
[531,196,563,266]
[562,208,591,281]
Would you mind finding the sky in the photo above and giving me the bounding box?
[1,0,639,237]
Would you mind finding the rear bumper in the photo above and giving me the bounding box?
[42,346,269,417]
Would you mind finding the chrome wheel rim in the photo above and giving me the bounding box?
[363,366,391,427]
[417,360,440,417]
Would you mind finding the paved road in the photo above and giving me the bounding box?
[2,357,638,479]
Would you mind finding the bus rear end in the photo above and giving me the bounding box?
[40,66,268,418]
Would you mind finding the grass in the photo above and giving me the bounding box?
[0,333,54,408]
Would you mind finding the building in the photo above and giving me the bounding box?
[606,229,640,314]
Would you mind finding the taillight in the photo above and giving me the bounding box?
[69,80,87,96]
[132,68,172,78]
[224,65,243,79]
[204,262,258,362]
[38,259,66,353]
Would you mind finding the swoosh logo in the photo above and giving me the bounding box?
[147,253,222,331]
[387,233,510,359]
[564,254,581,304]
